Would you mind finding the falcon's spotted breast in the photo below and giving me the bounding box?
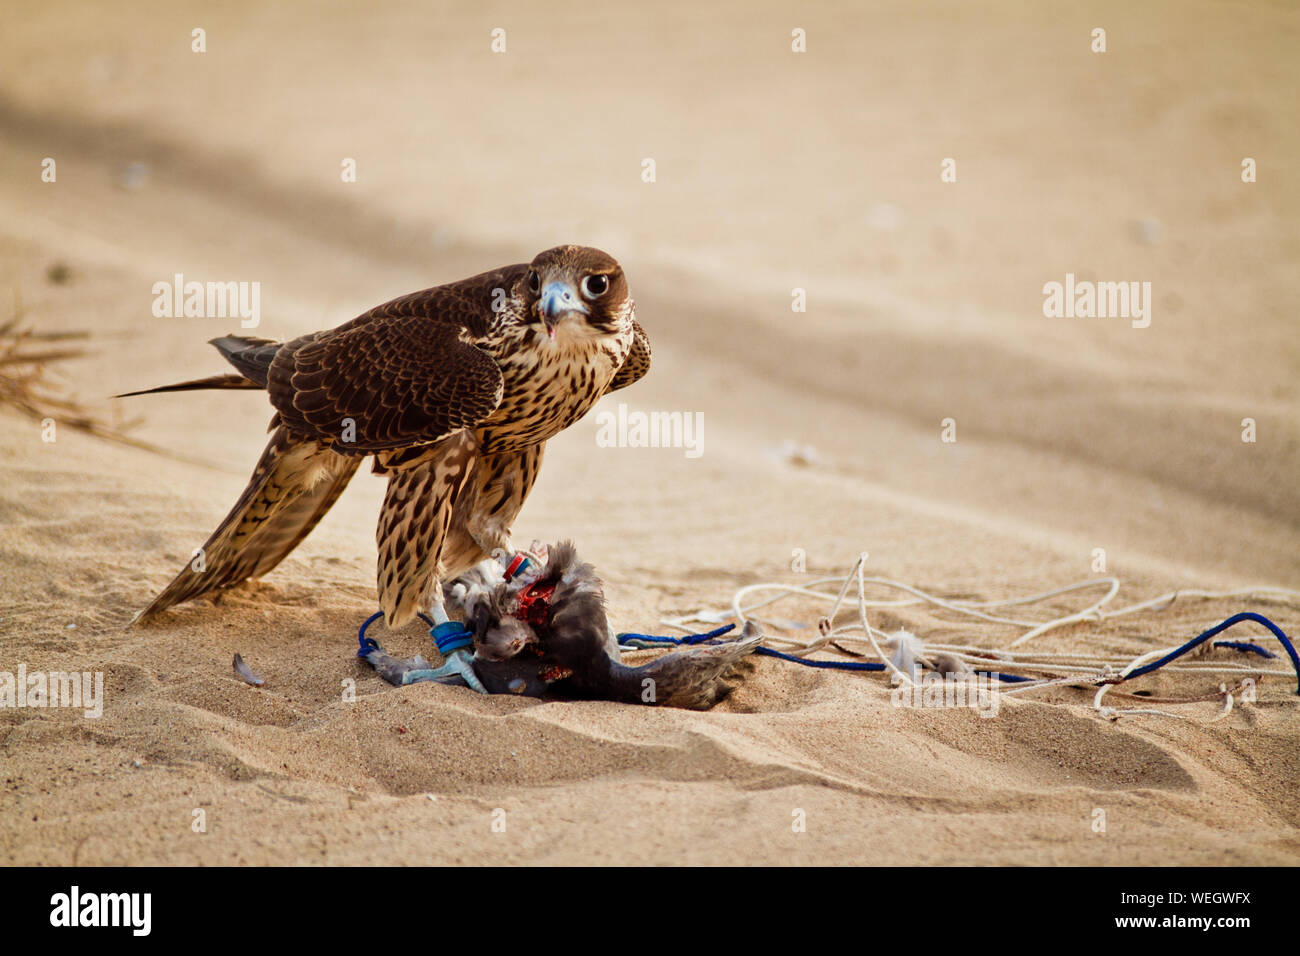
[123,245,650,627]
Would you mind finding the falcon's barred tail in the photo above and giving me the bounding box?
[114,373,261,397]
[135,425,360,621]
[375,431,480,628]
[115,335,280,397]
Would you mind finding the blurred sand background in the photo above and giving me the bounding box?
[0,0,1297,864]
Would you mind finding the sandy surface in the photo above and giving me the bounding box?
[0,0,1297,865]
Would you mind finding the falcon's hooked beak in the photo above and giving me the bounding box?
[537,281,589,339]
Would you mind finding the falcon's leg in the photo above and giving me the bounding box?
[380,443,547,694]
[440,443,546,581]
[374,433,478,627]
[393,601,488,693]
[357,602,488,691]
[367,431,488,693]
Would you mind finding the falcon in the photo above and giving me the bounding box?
[122,245,650,690]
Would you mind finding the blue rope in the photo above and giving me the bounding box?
[759,646,887,672]
[619,611,1300,693]
[1212,640,1276,659]
[356,609,438,658]
[619,626,739,646]
[618,625,1032,683]
[1121,611,1300,694]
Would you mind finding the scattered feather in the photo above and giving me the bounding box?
[886,629,926,683]
[232,653,264,687]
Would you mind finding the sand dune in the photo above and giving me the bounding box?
[1,0,1297,865]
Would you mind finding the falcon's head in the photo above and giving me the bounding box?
[520,245,631,342]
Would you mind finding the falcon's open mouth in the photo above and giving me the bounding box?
[537,281,589,337]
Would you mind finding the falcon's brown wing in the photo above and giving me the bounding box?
[136,425,361,620]
[605,319,651,394]
[267,267,525,453]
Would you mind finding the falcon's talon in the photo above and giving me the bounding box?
[360,643,484,692]
[401,649,488,694]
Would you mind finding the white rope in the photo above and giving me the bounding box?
[660,557,1299,720]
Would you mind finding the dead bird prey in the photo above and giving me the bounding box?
[361,542,762,709]
[121,246,650,691]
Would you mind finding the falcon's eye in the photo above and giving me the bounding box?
[527,270,540,294]
[581,274,610,299]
